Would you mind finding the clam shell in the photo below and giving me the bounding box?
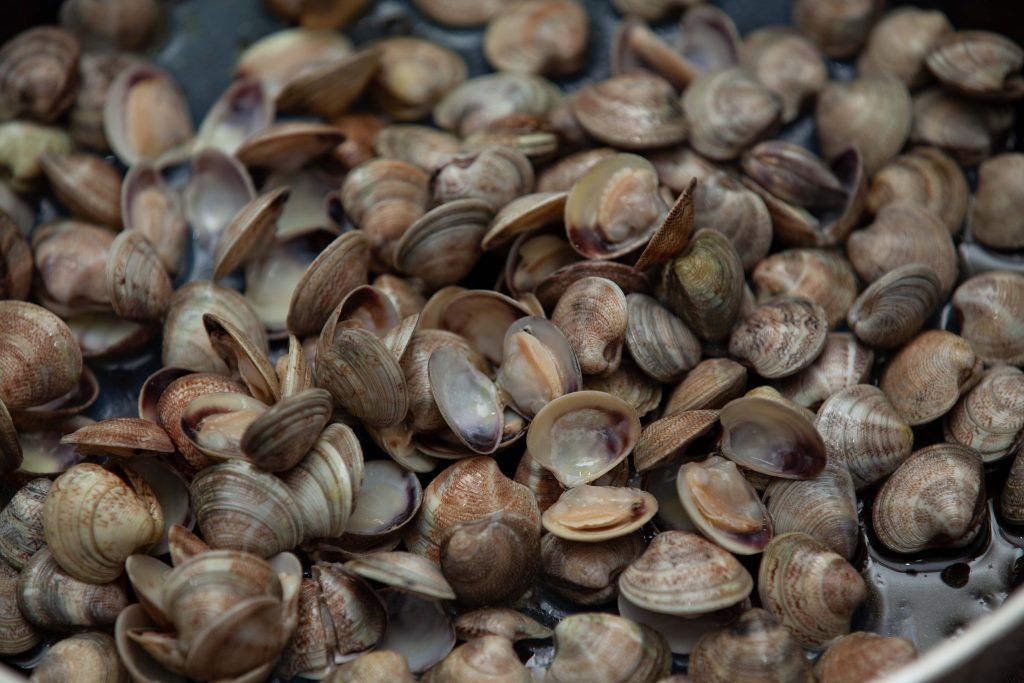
[375,124,461,172]
[31,632,126,683]
[0,302,83,412]
[347,551,454,601]
[343,458,422,540]
[0,212,31,301]
[689,608,813,683]
[41,152,122,228]
[439,511,540,606]
[729,299,829,380]
[376,590,455,674]
[552,277,628,376]
[122,162,188,275]
[0,563,39,654]
[334,651,414,683]
[454,608,552,642]
[424,635,530,683]
[203,313,279,403]
[663,358,746,416]
[719,396,826,479]
[868,146,968,235]
[846,264,942,349]
[626,292,701,384]
[0,27,80,123]
[774,332,874,409]
[69,52,143,152]
[156,372,248,471]
[439,289,532,366]
[972,153,1024,251]
[370,37,467,121]
[633,409,719,472]
[858,7,953,88]
[541,532,644,605]
[535,260,651,311]
[546,614,670,683]
[764,462,859,560]
[429,346,502,455]
[925,30,1024,100]
[1001,451,1024,525]
[952,271,1024,366]
[394,199,493,290]
[484,0,588,76]
[543,485,657,542]
[276,47,381,119]
[235,122,344,172]
[184,149,256,251]
[571,72,687,150]
[911,88,1014,166]
[0,479,50,570]
[751,248,858,330]
[814,631,918,683]
[17,547,129,630]
[234,27,353,99]
[237,388,333,471]
[677,455,773,555]
[583,359,662,419]
[434,72,561,137]
[212,186,289,280]
[682,67,781,161]
[287,230,369,338]
[281,422,362,540]
[944,366,1024,464]
[193,77,272,155]
[60,417,174,458]
[741,27,826,123]
[317,326,408,428]
[104,63,193,166]
[106,230,172,321]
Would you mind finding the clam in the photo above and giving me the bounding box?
[104,63,193,166]
[764,462,858,560]
[432,147,534,212]
[775,332,873,409]
[624,294,700,384]
[0,302,83,412]
[235,122,344,172]
[551,277,627,376]
[18,547,129,630]
[611,0,699,21]
[439,511,540,606]
[393,199,493,290]
[910,88,1014,166]
[571,73,687,150]
[0,121,72,192]
[689,608,813,682]
[729,299,829,379]
[719,396,826,479]
[926,31,1023,100]
[814,384,913,489]
[546,614,670,683]
[156,372,248,471]
[527,390,640,488]
[370,37,467,121]
[815,74,911,175]
[193,77,272,155]
[346,551,454,601]
[428,346,503,454]
[0,27,80,123]
[759,532,866,649]
[15,417,91,480]
[41,152,121,228]
[183,149,256,251]
[584,359,662,419]
[412,0,508,27]
[212,186,289,280]
[543,485,657,542]
[847,200,958,296]
[542,532,644,605]
[664,358,747,416]
[375,274,427,318]
[30,632,127,683]
[106,230,172,322]
[484,0,588,76]
[265,0,368,29]
[201,313,279,403]
[435,72,561,137]
[814,632,919,683]
[234,28,353,99]
[858,7,953,88]
[0,402,19,476]
[686,171,772,272]
[0,211,31,301]
[484,193,567,254]
[375,125,460,172]
[454,608,552,641]
[282,422,363,541]
[342,458,422,544]
[60,417,173,459]
[60,0,159,49]
[945,366,1024,464]
[871,444,985,554]
[618,531,752,615]
[537,148,616,193]
[332,113,386,171]
[660,229,745,344]
[276,47,382,120]
[334,651,415,683]
[402,329,485,433]
[793,0,882,58]
[633,409,719,472]
[425,636,529,683]
[972,153,1024,251]
[32,221,114,316]
[751,249,858,329]
[376,590,455,673]
[317,325,408,428]
[741,27,826,123]
[682,67,781,161]
[879,330,981,426]
[952,271,1024,367]
[1001,451,1024,526]
[677,455,773,555]
[846,264,943,349]
[122,162,188,275]
[287,230,369,338]
[0,479,50,571]
[0,562,39,656]
[69,52,142,152]
[514,450,564,513]
[868,146,968,235]
[741,141,846,212]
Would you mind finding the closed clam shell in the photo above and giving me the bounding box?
[740,27,826,123]
[677,455,773,555]
[1001,451,1024,525]
[424,635,530,683]
[682,67,781,161]
[689,608,813,683]
[435,72,561,137]
[193,77,272,156]
[814,631,918,683]
[551,277,627,376]
[880,330,981,426]
[122,162,188,276]
[858,7,953,88]
[846,264,942,349]
[31,631,127,683]
[235,122,344,172]
[871,444,985,554]
[541,532,644,605]
[543,485,657,542]
[282,422,362,541]
[0,479,50,570]
[156,372,248,471]
[191,460,304,557]
[431,147,534,211]
[184,149,256,251]
[868,147,968,235]
[583,359,662,419]
[0,211,31,301]
[664,358,747,416]
[815,384,913,490]
[334,651,414,683]
[720,396,826,479]
[633,409,718,472]
[69,52,142,152]
[571,72,687,150]
[236,388,332,471]
[106,230,171,322]
[546,613,670,683]
[729,299,828,379]
[758,532,866,649]
[439,511,540,606]
[911,88,1014,166]
[0,562,39,656]
[276,47,381,120]
[317,326,408,428]
[527,390,640,488]
[454,608,552,641]
[625,294,700,384]
[972,153,1024,251]
[104,63,193,166]
[660,229,745,344]
[952,271,1024,367]
[793,0,881,58]
[0,27,80,123]
[212,186,289,280]
[0,301,83,412]
[32,220,114,316]
[847,200,957,296]
[375,124,461,172]
[60,417,173,458]
[741,141,846,210]
[485,0,587,76]
[370,37,467,121]
[765,462,858,561]
[619,531,752,616]
[17,547,129,630]
[944,366,1024,464]
[41,152,122,228]
[287,230,369,338]
[751,249,858,330]
[926,31,1023,100]
[816,74,911,176]
[775,332,874,409]
[394,199,493,291]
[690,171,771,272]
[346,551,454,601]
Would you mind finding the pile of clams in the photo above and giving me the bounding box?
[0,0,1023,681]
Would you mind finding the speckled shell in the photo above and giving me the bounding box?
[952,271,1024,367]
[541,532,644,605]
[846,264,942,349]
[0,479,50,570]
[814,631,918,683]
[751,249,858,329]
[868,147,968,235]
[546,613,670,683]
[729,299,829,379]
[775,332,873,409]
[764,462,859,560]
[689,608,813,683]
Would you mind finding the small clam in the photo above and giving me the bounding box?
[235,122,344,172]
[689,608,813,683]
[584,359,662,419]
[234,28,352,99]
[401,330,484,433]
[332,113,386,170]
[546,613,670,683]
[106,230,172,322]
[611,0,699,21]
[740,27,826,123]
[317,324,408,428]
[454,608,552,641]
[814,632,919,683]
[424,635,530,683]
[664,358,747,416]
[104,63,193,166]
[412,0,507,27]
[1001,452,1024,525]
[212,186,289,280]
[945,366,1024,464]
[287,230,369,338]
[729,299,829,379]
[156,372,248,471]
[343,459,422,543]
[0,479,50,570]
[775,332,874,409]
[751,249,858,329]
[18,547,129,630]
[541,532,644,605]
[375,124,461,172]
[764,462,859,560]
[814,386,913,489]
[30,631,127,683]
[484,193,567,253]
[759,532,866,649]
[0,212,31,301]
[847,200,957,296]
[192,77,272,155]
[551,277,627,376]
[687,171,772,272]
[633,409,718,472]
[972,153,1024,251]
[624,294,700,384]
[376,590,455,674]
[435,72,561,137]
[484,0,588,76]
[537,148,616,193]
[60,0,159,49]
[439,511,540,606]
[68,52,141,152]
[0,27,80,123]
[0,302,83,412]
[719,396,826,479]
[858,7,953,88]
[276,47,382,120]
[122,162,188,276]
[183,149,256,251]
[871,444,985,554]
[535,260,652,310]
[431,146,534,211]
[953,271,1024,367]
[428,346,503,455]
[346,551,454,602]
[793,0,882,58]
[370,37,467,121]
[32,221,114,316]
[41,152,121,228]
[394,199,493,290]
[926,31,1023,100]
[868,146,968,235]
[618,531,752,616]
[334,651,415,683]
[910,88,1014,166]
[677,455,773,555]
[741,141,846,212]
[816,74,912,175]
[0,562,39,656]
[682,67,781,161]
[571,73,687,150]
[60,417,173,459]
[846,264,943,349]
[879,330,981,426]
[543,485,657,542]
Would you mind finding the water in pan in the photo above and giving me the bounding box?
[11,0,1024,678]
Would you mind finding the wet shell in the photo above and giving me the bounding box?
[370,37,467,121]
[17,547,129,630]
[439,511,540,606]
[758,532,866,649]
[751,249,858,329]
[972,153,1024,251]
[212,186,290,280]
[317,326,408,428]
[814,632,918,683]
[546,614,670,683]
[846,264,942,349]
[571,73,687,150]
[0,479,50,570]
[944,366,1024,464]
[618,531,752,616]
[814,384,914,490]
[764,462,859,560]
[740,27,826,124]
[910,88,1014,166]
[0,27,80,122]
[60,417,173,458]
[774,332,874,409]
[583,360,662,419]
[624,294,700,384]
[276,47,381,120]
[428,346,502,455]
[952,271,1024,367]
[541,532,644,605]
[0,301,83,412]
[857,7,953,88]
[334,651,414,683]
[871,444,985,554]
[663,358,747,416]
[868,147,968,235]
[431,147,534,211]
[393,199,493,290]
[484,0,588,76]
[156,372,248,471]
[689,608,813,683]
[69,52,142,152]
[926,31,1024,100]
[434,72,561,137]
[1001,451,1024,525]
[879,330,981,426]
[719,396,826,479]
[41,152,122,228]
[729,299,828,379]
[32,220,114,315]
[682,67,781,161]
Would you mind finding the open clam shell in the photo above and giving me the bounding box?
[428,346,503,456]
[184,149,256,252]
[103,63,193,166]
[343,459,422,541]
[346,551,455,601]
[677,455,773,555]
[193,77,273,156]
[212,186,290,281]
[122,162,188,276]
[497,316,581,419]
[719,396,826,479]
[542,485,658,542]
